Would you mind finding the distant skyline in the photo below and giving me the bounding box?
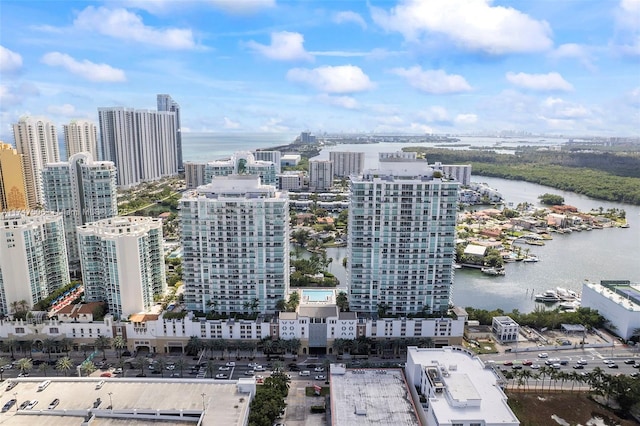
[1,0,639,141]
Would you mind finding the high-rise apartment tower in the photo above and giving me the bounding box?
[0,211,70,315]
[42,152,117,274]
[157,94,183,171]
[12,116,60,208]
[347,153,458,315]
[329,151,365,178]
[77,216,166,319]
[180,175,289,314]
[0,142,28,211]
[63,120,99,160]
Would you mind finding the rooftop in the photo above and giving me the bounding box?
[0,377,253,426]
[407,346,519,425]
[330,365,420,426]
[584,280,640,312]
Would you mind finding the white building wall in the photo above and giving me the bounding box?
[329,152,365,178]
[582,282,640,340]
[309,160,333,190]
[63,120,98,160]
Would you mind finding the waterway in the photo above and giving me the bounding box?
[182,133,639,313]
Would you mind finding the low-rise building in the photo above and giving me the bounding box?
[405,346,520,426]
[581,280,640,340]
[492,316,520,343]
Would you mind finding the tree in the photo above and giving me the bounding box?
[4,339,17,360]
[95,335,111,361]
[155,357,166,377]
[43,338,57,360]
[113,336,127,359]
[538,193,564,205]
[286,292,300,312]
[336,291,349,312]
[185,336,203,357]
[15,357,32,375]
[80,360,96,376]
[175,357,187,377]
[275,299,287,312]
[56,356,74,377]
[39,362,50,377]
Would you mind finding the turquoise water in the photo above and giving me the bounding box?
[303,289,333,302]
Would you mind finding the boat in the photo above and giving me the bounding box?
[535,290,561,303]
[523,255,539,263]
[559,301,581,310]
[453,263,462,269]
[556,287,580,301]
[481,267,505,276]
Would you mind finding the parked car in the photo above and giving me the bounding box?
[537,353,548,358]
[315,375,326,380]
[25,400,38,410]
[530,364,540,369]
[521,360,533,366]
[18,401,30,410]
[225,362,236,367]
[624,359,635,365]
[5,381,17,391]
[511,365,523,370]
[48,399,60,409]
[577,359,588,365]
[608,363,619,369]
[314,367,325,372]
[244,370,255,376]
[503,361,513,366]
[215,374,228,379]
[573,364,584,369]
[1,399,16,413]
[219,366,230,371]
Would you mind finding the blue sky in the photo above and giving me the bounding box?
[1,0,639,140]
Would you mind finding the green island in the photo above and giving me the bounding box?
[404,146,640,205]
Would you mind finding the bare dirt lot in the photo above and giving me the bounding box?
[506,392,637,426]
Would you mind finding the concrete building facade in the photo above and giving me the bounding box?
[204,152,276,186]
[347,155,459,315]
[42,152,117,273]
[63,119,98,160]
[12,116,61,208]
[253,150,282,173]
[0,142,28,211]
[77,216,166,320]
[184,161,207,189]
[180,176,289,314]
[0,211,70,315]
[581,280,640,340]
[329,151,365,178]
[308,160,333,191]
[492,316,520,343]
[98,107,178,187]
[157,94,183,171]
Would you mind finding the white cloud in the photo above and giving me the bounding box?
[0,83,39,110]
[506,72,573,92]
[47,103,76,116]
[614,0,640,55]
[549,44,595,70]
[260,117,290,132]
[0,45,23,73]
[371,0,552,54]
[417,106,450,123]
[246,31,313,61]
[390,67,472,94]
[41,52,126,82]
[222,117,241,129]
[318,94,359,109]
[74,6,196,50]
[455,113,478,124]
[208,0,276,14]
[541,97,590,119]
[333,11,367,29]
[287,65,374,94]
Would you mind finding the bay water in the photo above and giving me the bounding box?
[182,133,639,312]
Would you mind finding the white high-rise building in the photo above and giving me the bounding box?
[0,211,70,315]
[77,217,166,319]
[253,151,282,173]
[98,107,177,188]
[205,152,276,186]
[329,151,365,178]
[347,153,459,315]
[180,175,290,314]
[309,160,333,190]
[157,94,183,171]
[12,116,61,208]
[42,152,117,274]
[184,162,207,189]
[63,120,98,160]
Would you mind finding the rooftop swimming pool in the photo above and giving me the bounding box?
[302,289,334,302]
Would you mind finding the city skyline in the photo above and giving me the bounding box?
[1,0,639,141]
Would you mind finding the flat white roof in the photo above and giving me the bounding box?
[408,347,519,425]
[584,282,640,312]
[0,377,251,426]
[330,366,420,426]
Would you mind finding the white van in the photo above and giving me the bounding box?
[37,380,51,392]
[299,370,310,376]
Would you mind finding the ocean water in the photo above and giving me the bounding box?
[182,132,297,162]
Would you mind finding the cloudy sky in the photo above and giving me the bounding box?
[1,0,639,140]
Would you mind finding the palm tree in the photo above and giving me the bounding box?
[155,357,166,377]
[185,336,203,357]
[59,338,73,356]
[133,357,146,377]
[15,357,32,376]
[56,356,74,376]
[4,339,17,360]
[80,360,96,376]
[43,338,57,360]
[175,357,187,377]
[113,336,127,359]
[206,359,216,378]
[94,335,111,361]
[39,362,50,377]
